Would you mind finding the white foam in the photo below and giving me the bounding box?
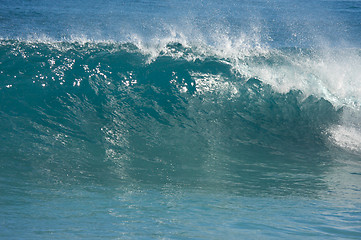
[230,47,361,108]
[329,125,361,152]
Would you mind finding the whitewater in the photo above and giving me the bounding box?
[1,0,361,239]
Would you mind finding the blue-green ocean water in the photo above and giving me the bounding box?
[1,0,361,239]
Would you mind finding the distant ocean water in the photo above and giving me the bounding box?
[1,0,361,239]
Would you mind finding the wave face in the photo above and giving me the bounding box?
[1,39,360,189]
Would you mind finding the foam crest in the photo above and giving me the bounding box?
[3,31,361,110]
[123,31,361,113]
[230,47,361,108]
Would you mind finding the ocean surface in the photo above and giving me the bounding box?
[1,0,361,239]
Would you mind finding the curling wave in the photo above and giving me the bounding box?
[0,39,360,188]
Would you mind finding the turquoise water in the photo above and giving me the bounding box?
[1,0,361,239]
